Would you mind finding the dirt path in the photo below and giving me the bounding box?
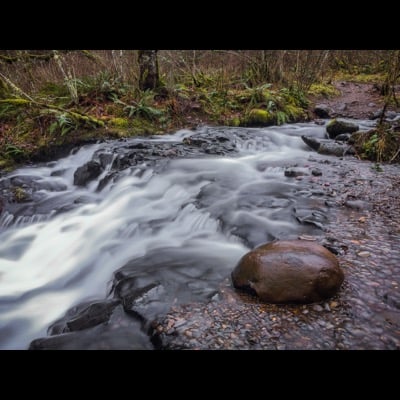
[312,80,399,120]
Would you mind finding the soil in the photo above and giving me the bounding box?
[310,80,400,120]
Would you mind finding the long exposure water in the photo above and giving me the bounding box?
[0,121,375,349]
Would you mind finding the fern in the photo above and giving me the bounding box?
[276,111,288,125]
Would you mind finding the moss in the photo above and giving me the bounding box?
[241,108,274,127]
[283,103,307,122]
[227,116,241,127]
[334,72,385,84]
[109,117,129,128]
[326,118,337,129]
[308,83,340,98]
[12,186,29,202]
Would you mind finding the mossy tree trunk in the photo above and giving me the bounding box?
[138,50,160,91]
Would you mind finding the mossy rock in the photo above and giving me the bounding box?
[241,108,274,127]
[326,118,359,138]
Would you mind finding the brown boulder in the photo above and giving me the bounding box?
[231,240,344,304]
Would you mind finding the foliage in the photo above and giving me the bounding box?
[49,113,76,136]
[1,49,399,169]
[76,71,129,101]
[111,91,163,121]
[353,128,400,163]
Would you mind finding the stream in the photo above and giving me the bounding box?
[0,120,380,349]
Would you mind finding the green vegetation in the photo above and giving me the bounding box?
[352,128,400,163]
[0,50,399,169]
[308,82,340,98]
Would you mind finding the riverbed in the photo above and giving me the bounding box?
[0,120,399,349]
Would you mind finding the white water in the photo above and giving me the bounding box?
[0,121,374,349]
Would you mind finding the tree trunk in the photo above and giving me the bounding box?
[138,50,160,91]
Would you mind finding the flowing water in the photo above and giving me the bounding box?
[0,120,376,349]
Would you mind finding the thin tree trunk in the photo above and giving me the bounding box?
[138,50,160,91]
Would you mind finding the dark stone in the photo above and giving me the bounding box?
[335,133,351,142]
[29,305,153,350]
[48,299,121,334]
[231,240,344,303]
[311,168,322,176]
[326,119,359,138]
[314,104,333,118]
[118,281,166,321]
[98,153,114,169]
[301,135,320,152]
[73,161,103,186]
[302,135,355,157]
[284,168,308,178]
[294,207,327,229]
[369,110,382,120]
[386,111,398,120]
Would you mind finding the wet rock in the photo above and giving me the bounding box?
[311,168,322,176]
[314,104,334,118]
[337,103,347,112]
[386,111,398,120]
[115,279,166,321]
[344,200,371,211]
[326,119,359,139]
[284,168,309,178]
[335,133,351,142]
[231,240,344,303]
[30,305,153,350]
[98,153,114,169]
[302,136,355,157]
[302,136,321,152]
[73,161,103,186]
[369,110,382,120]
[48,299,121,334]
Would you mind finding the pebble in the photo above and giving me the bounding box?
[330,301,339,309]
[150,158,400,350]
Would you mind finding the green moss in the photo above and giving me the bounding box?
[241,108,274,127]
[283,104,305,121]
[109,117,129,128]
[227,116,241,127]
[334,72,385,84]
[326,118,337,129]
[308,83,340,98]
[12,186,29,202]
